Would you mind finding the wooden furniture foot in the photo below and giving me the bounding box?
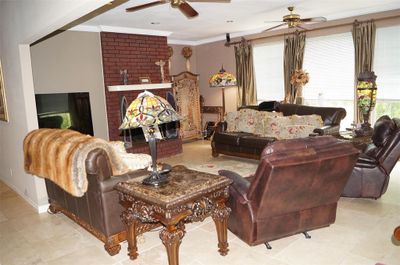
[159,225,185,265]
[104,239,121,256]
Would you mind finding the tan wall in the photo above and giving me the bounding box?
[195,40,237,126]
[0,0,108,212]
[31,31,109,140]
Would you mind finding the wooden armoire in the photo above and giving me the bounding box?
[172,71,202,140]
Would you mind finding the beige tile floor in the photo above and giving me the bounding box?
[1,140,400,265]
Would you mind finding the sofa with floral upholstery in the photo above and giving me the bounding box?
[211,102,346,159]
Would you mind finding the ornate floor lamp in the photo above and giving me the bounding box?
[209,66,237,115]
[355,69,377,137]
[119,91,180,186]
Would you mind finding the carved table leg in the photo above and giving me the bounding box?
[122,208,139,260]
[159,224,185,265]
[127,220,139,260]
[211,200,231,256]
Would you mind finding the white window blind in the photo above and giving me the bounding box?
[303,32,355,129]
[253,41,284,102]
[373,25,400,121]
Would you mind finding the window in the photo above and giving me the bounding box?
[303,32,355,129]
[372,25,400,122]
[253,41,284,102]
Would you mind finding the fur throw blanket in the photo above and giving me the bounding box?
[23,129,134,197]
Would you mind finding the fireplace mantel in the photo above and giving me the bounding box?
[108,83,172,92]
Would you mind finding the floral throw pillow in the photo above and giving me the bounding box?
[262,116,293,139]
[225,111,239,132]
[254,111,284,135]
[290,114,323,128]
[237,109,258,133]
[280,125,316,139]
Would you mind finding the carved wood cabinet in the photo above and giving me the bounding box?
[172,71,202,140]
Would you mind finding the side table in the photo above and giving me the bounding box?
[115,165,233,265]
[338,131,372,151]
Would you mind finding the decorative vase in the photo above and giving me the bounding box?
[295,85,304,105]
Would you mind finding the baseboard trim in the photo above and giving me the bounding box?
[0,177,48,214]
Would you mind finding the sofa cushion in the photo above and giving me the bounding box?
[213,131,253,146]
[225,111,239,132]
[237,109,258,133]
[240,135,276,149]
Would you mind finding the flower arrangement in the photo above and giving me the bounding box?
[290,69,309,87]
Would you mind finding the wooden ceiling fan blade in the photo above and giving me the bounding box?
[188,0,230,2]
[263,23,287,32]
[264,20,286,23]
[296,24,308,31]
[125,0,166,12]
[178,2,199,18]
[301,17,327,23]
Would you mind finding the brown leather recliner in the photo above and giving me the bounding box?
[342,115,400,199]
[46,148,147,256]
[219,136,359,247]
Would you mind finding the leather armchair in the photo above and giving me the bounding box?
[219,136,359,247]
[342,115,400,199]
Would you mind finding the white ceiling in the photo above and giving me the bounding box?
[76,0,400,45]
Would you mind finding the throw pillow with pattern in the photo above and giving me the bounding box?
[225,111,239,132]
[237,109,258,133]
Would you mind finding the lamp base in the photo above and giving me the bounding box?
[355,123,374,137]
[142,166,172,187]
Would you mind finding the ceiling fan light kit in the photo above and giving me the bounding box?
[263,6,327,32]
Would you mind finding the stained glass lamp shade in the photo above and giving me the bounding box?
[209,66,237,114]
[209,66,237,88]
[119,91,180,186]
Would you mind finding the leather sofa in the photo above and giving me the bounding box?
[212,102,346,159]
[342,115,400,199]
[219,136,359,247]
[23,129,153,256]
[45,148,148,256]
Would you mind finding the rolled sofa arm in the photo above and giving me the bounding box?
[218,169,250,197]
[100,169,147,193]
[313,125,340,136]
[215,121,227,133]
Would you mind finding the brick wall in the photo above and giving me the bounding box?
[100,32,182,158]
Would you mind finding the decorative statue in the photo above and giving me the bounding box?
[168,46,173,75]
[120,69,129,85]
[155,60,166,83]
[182,46,192,71]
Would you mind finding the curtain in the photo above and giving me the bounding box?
[352,20,376,122]
[235,40,256,107]
[283,31,306,104]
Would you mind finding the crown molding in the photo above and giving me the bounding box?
[70,25,172,37]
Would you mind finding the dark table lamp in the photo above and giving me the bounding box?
[355,69,377,137]
[119,91,180,186]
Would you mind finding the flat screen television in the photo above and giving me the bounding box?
[35,92,94,136]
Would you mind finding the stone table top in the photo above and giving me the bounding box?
[115,165,232,209]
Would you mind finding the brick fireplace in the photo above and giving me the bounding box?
[100,32,182,158]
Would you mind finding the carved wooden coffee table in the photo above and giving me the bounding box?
[115,165,232,265]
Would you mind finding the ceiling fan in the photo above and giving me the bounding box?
[263,6,327,32]
[125,0,231,18]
